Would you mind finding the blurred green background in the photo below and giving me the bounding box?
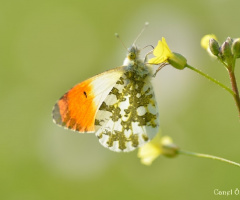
[1,0,240,199]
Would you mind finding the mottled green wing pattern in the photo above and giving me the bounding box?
[94,70,159,152]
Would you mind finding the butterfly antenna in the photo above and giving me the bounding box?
[115,33,128,52]
[133,22,149,45]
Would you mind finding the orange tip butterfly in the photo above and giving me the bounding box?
[52,24,160,152]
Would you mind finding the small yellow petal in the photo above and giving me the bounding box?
[161,136,173,145]
[138,133,178,165]
[138,143,162,165]
[152,40,164,57]
[138,133,162,165]
[148,56,167,64]
[154,38,172,58]
[161,37,172,55]
[149,37,173,64]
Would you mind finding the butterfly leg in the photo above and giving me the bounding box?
[153,63,168,77]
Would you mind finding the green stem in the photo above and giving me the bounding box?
[186,64,234,96]
[179,150,240,168]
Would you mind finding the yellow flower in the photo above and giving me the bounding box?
[149,37,173,64]
[149,37,187,70]
[138,133,178,166]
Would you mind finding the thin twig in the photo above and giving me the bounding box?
[186,64,234,96]
[227,68,240,117]
[179,150,240,168]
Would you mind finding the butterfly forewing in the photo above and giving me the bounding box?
[52,67,124,132]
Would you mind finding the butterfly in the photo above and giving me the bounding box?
[52,38,160,152]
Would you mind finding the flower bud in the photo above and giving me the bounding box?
[201,34,217,50]
[209,38,220,56]
[168,52,187,70]
[226,37,233,46]
[221,41,232,58]
[162,143,179,158]
[232,38,240,58]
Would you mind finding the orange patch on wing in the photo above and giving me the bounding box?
[57,79,97,132]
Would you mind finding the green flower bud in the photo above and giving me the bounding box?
[162,143,179,158]
[221,41,232,58]
[232,38,240,58]
[209,38,220,56]
[226,37,233,46]
[168,52,187,70]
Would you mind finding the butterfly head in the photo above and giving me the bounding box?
[123,45,141,66]
[128,45,140,59]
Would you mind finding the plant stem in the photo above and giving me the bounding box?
[186,64,234,96]
[227,68,240,117]
[179,150,240,168]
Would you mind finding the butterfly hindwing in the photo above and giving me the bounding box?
[52,67,125,132]
[94,70,159,152]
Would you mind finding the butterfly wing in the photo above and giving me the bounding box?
[94,71,159,152]
[52,66,125,132]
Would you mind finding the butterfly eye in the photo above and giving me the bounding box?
[128,52,136,60]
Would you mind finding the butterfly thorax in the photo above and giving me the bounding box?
[123,45,152,78]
